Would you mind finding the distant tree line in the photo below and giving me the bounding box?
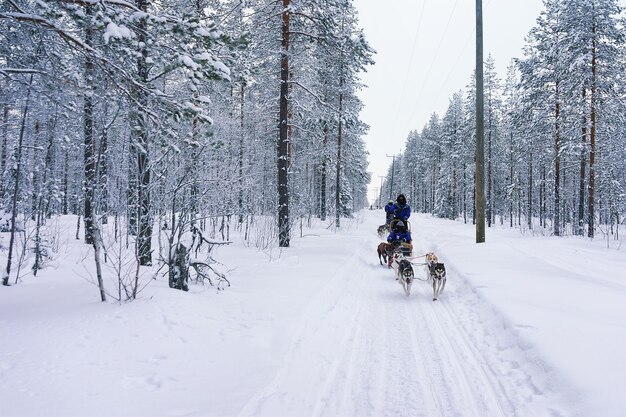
[384,0,625,239]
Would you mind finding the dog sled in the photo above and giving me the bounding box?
[378,245,447,300]
[389,218,411,232]
[395,241,413,257]
[375,219,447,299]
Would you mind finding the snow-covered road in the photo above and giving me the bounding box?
[2,211,623,417]
[237,212,583,417]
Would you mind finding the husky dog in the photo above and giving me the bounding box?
[424,252,438,281]
[397,259,414,296]
[377,242,393,265]
[425,252,438,265]
[428,262,447,301]
[377,224,388,238]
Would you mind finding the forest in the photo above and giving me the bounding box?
[2,0,625,299]
[0,0,373,295]
[382,0,625,240]
[2,2,625,416]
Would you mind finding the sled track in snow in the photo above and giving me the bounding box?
[238,225,574,417]
[237,237,378,417]
[406,295,513,417]
[411,231,573,417]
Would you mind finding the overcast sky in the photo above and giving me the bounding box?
[352,0,544,203]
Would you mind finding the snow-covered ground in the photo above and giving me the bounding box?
[1,211,624,417]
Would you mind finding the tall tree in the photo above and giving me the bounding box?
[277,0,291,247]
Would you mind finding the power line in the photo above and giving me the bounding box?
[403,0,460,134]
[431,0,494,113]
[405,0,495,134]
[389,1,427,138]
[432,27,475,108]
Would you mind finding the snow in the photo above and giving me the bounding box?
[194,27,217,38]
[194,52,212,61]
[130,11,149,22]
[103,22,134,44]
[181,55,199,70]
[1,211,624,417]
[193,53,231,78]
[182,101,203,114]
[210,60,231,77]
[195,95,212,104]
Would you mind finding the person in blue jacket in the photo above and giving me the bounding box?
[384,200,394,225]
[386,220,412,266]
[391,194,410,221]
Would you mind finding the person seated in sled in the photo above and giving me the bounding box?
[391,194,410,222]
[384,200,395,225]
[386,220,413,266]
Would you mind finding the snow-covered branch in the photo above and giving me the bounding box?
[287,80,338,112]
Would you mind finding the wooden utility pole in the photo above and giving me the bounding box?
[386,154,396,200]
[475,0,486,243]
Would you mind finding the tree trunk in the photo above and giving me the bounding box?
[83,3,96,245]
[527,143,533,230]
[127,143,137,235]
[578,88,587,235]
[487,106,492,228]
[335,77,344,229]
[410,174,416,210]
[32,136,53,276]
[277,0,290,247]
[517,186,521,227]
[509,131,514,228]
[1,103,8,197]
[44,116,56,219]
[63,147,69,215]
[134,0,152,264]
[451,160,457,219]
[541,165,547,228]
[31,120,41,220]
[320,125,328,221]
[3,75,33,286]
[238,84,245,224]
[93,226,107,301]
[588,25,597,238]
[554,80,561,236]
[463,162,467,223]
[98,111,109,225]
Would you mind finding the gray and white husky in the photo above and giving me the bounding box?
[427,261,447,301]
[394,256,414,296]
